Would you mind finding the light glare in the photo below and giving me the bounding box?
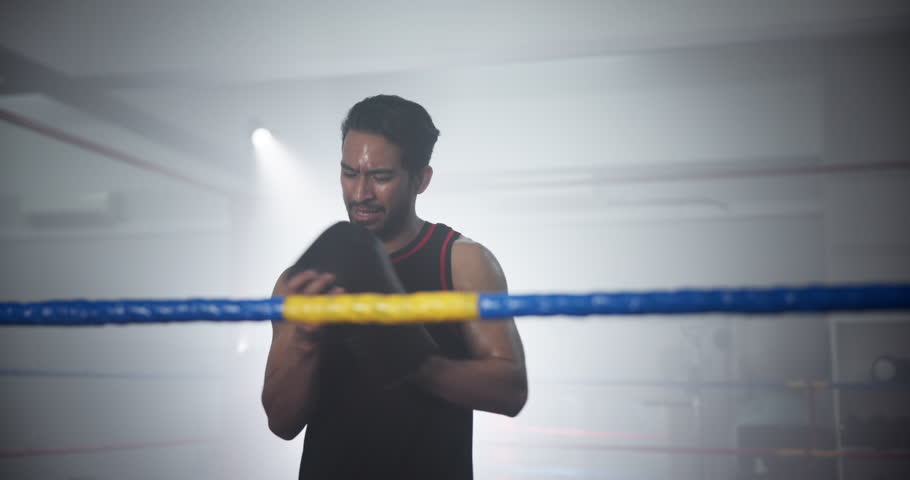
[251,127,274,147]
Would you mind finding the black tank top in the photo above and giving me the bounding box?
[299,222,473,479]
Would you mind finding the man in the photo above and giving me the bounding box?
[262,95,527,479]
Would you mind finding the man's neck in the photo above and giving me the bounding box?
[381,216,425,254]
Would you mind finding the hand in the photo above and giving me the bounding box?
[275,270,343,297]
[275,270,345,339]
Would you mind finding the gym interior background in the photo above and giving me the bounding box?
[1,2,909,479]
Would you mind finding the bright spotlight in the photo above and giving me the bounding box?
[251,127,274,147]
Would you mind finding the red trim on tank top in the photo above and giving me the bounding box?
[390,223,437,264]
[439,230,457,290]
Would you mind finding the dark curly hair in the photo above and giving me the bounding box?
[341,95,440,172]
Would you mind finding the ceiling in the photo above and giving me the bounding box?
[2,1,908,82]
[0,1,908,207]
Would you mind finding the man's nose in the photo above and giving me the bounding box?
[352,176,374,203]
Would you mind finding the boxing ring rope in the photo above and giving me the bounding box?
[4,367,909,391]
[484,442,910,459]
[3,381,909,460]
[0,437,218,459]
[2,284,909,326]
[3,284,909,463]
[532,378,910,390]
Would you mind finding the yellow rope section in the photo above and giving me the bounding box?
[282,291,479,324]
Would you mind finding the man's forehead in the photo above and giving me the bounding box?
[341,133,404,169]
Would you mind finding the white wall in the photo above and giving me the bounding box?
[0,120,239,478]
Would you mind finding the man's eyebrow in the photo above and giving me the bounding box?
[340,162,397,175]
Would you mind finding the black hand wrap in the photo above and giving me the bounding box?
[287,221,440,389]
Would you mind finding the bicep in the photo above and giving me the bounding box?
[452,242,525,363]
[267,269,297,356]
[269,271,287,342]
[462,319,525,364]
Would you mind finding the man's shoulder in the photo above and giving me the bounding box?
[427,221,499,270]
[450,234,507,291]
[452,238,495,261]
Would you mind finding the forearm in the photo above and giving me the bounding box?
[261,341,321,440]
[414,355,527,417]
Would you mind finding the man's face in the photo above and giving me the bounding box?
[340,131,417,239]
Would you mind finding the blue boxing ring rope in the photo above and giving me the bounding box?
[2,283,910,463]
[1,284,909,326]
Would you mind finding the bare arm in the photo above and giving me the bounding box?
[261,271,340,440]
[413,239,528,416]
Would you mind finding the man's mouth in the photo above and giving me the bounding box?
[350,206,384,223]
